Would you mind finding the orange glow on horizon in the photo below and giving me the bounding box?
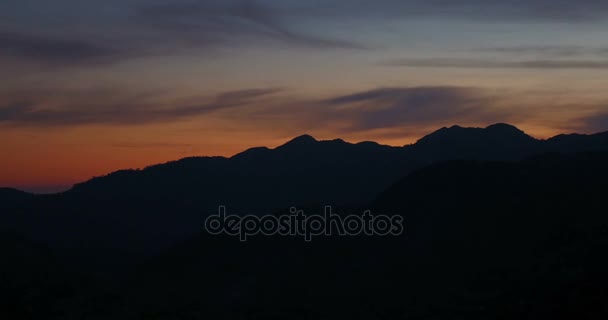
[0,120,577,193]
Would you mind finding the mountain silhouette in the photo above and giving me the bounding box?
[0,188,33,202]
[59,123,608,201]
[3,124,608,318]
[88,151,608,318]
[2,123,608,257]
[278,133,319,147]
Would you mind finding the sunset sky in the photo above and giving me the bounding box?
[2,0,608,192]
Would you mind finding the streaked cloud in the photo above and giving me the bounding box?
[4,85,607,136]
[0,31,127,66]
[0,88,282,127]
[301,0,608,22]
[383,58,608,69]
[2,0,607,69]
[0,1,367,68]
[480,46,608,58]
[3,83,608,139]
[322,87,501,131]
[134,1,367,50]
[110,142,195,149]
[582,111,608,133]
[247,86,608,137]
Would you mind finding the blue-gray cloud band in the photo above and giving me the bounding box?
[0,88,282,126]
[383,58,608,69]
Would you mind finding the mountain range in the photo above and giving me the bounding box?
[3,123,608,318]
[2,123,608,255]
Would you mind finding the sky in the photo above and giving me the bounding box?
[2,0,608,192]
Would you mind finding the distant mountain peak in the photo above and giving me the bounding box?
[415,125,470,144]
[0,187,30,195]
[328,138,346,144]
[231,146,270,160]
[278,134,318,148]
[0,187,34,202]
[415,123,535,147]
[292,134,317,142]
[485,124,536,143]
[486,123,525,133]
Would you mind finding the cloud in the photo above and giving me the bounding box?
[0,86,511,135]
[216,88,285,101]
[303,0,608,23]
[243,86,608,139]
[0,88,282,127]
[0,31,127,66]
[480,46,608,58]
[0,1,366,67]
[0,103,32,119]
[383,58,608,69]
[3,0,607,68]
[325,88,416,105]
[2,83,607,140]
[134,1,366,50]
[237,86,514,136]
[110,142,195,149]
[322,87,505,131]
[581,112,608,133]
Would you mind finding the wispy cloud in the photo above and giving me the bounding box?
[581,111,608,133]
[322,87,505,131]
[0,88,282,127]
[0,31,128,66]
[0,1,367,67]
[110,142,195,149]
[3,0,607,68]
[134,1,367,50]
[306,0,608,22]
[243,86,608,137]
[2,84,607,138]
[480,45,608,58]
[383,58,608,69]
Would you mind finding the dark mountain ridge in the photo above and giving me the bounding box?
[3,125,608,318]
[2,123,608,257]
[96,151,608,319]
[63,123,608,198]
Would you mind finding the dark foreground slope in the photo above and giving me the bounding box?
[32,151,604,319]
